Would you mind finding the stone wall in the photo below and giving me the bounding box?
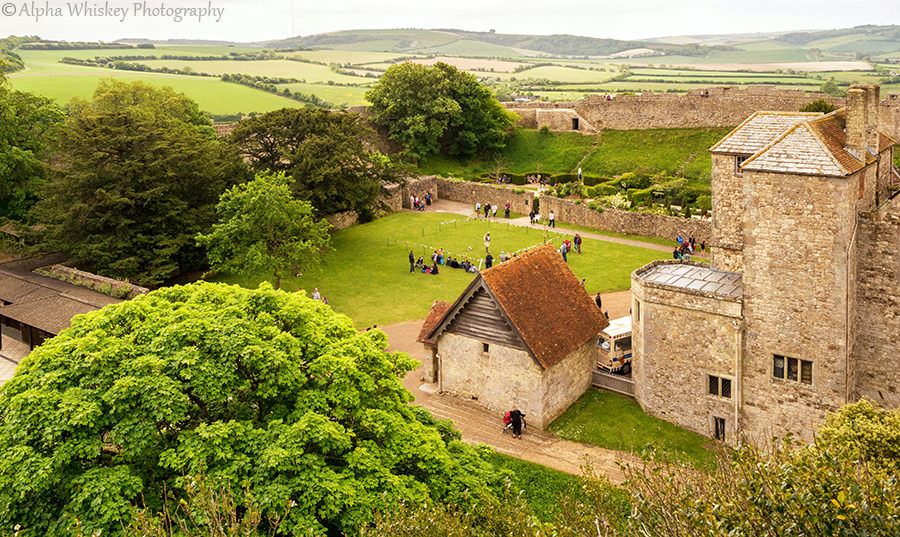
[539,339,595,429]
[325,211,359,230]
[739,169,857,443]
[435,177,535,215]
[381,175,440,213]
[853,195,900,408]
[438,332,545,423]
[710,154,745,272]
[539,196,711,244]
[506,87,900,142]
[632,264,742,443]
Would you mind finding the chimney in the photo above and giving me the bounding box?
[845,87,867,157]
[846,84,880,159]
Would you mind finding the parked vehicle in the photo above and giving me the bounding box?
[597,316,632,375]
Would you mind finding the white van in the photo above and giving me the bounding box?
[597,316,632,375]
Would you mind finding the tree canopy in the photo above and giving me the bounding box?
[229,107,409,219]
[0,84,63,220]
[365,62,518,159]
[197,171,333,289]
[32,79,248,286]
[0,281,500,536]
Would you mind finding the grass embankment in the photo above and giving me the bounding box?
[486,452,586,522]
[550,390,715,469]
[211,212,667,328]
[419,127,732,184]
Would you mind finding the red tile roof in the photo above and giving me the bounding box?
[417,300,452,346]
[478,243,608,369]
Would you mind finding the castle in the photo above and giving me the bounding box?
[631,84,900,443]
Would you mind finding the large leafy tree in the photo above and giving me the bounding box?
[365,62,518,159]
[197,171,333,289]
[0,282,500,536]
[229,107,408,219]
[32,79,249,286]
[0,83,63,220]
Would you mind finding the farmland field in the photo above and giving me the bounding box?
[288,49,414,65]
[276,82,369,106]
[130,59,373,84]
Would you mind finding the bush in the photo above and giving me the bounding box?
[539,125,550,135]
[585,184,617,198]
[800,98,835,113]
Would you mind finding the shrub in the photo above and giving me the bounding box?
[539,125,550,135]
[585,184,617,198]
[800,98,835,113]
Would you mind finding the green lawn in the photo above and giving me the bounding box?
[420,127,731,184]
[550,389,715,468]
[275,82,370,106]
[486,452,591,522]
[210,212,667,328]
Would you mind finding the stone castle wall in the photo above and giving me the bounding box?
[739,169,857,443]
[710,154,745,272]
[853,195,900,408]
[435,177,535,214]
[632,261,742,442]
[539,196,711,244]
[539,339,595,430]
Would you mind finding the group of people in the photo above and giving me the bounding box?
[558,234,582,262]
[474,201,512,219]
[673,234,704,260]
[409,249,478,275]
[410,192,434,211]
[525,174,545,184]
[495,175,511,184]
[310,288,329,305]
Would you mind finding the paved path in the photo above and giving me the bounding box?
[381,319,635,482]
[419,199,707,258]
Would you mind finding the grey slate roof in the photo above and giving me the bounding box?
[710,111,822,155]
[638,264,743,299]
[741,123,847,177]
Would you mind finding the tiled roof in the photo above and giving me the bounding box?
[741,122,849,177]
[710,111,822,155]
[879,132,897,153]
[417,300,452,346]
[478,244,608,369]
[638,263,742,299]
[0,294,103,334]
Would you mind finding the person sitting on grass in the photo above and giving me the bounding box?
[430,263,439,275]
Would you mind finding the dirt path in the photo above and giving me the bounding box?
[420,199,706,258]
[380,317,636,482]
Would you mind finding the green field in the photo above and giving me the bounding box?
[550,389,715,468]
[276,82,370,106]
[288,49,413,65]
[419,127,731,183]
[132,59,373,84]
[211,212,667,328]
[9,72,301,116]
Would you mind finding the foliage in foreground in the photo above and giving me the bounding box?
[369,400,900,537]
[366,62,518,159]
[196,171,333,289]
[32,79,249,286]
[0,282,501,536]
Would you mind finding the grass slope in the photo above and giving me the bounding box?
[550,389,714,468]
[211,212,667,328]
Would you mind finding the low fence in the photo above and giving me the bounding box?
[592,369,635,397]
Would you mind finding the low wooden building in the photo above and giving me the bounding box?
[420,244,608,429]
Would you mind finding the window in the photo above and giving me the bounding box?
[773,355,812,385]
[482,343,490,353]
[714,417,726,442]
[707,375,732,398]
[634,299,641,322]
[735,155,749,175]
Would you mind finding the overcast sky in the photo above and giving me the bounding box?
[0,0,898,43]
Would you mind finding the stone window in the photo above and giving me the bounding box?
[482,342,490,353]
[707,375,732,398]
[634,299,641,322]
[714,417,726,441]
[734,155,749,176]
[773,354,812,385]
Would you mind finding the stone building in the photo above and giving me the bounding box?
[631,84,900,444]
[419,244,608,429]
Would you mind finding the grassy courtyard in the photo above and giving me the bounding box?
[549,389,714,468]
[212,212,667,328]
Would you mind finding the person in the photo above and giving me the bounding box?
[529,209,536,225]
[322,296,328,305]
[409,195,415,209]
[580,278,586,288]
[484,203,490,218]
[492,204,497,218]
[485,252,493,268]
[689,235,695,248]
[564,238,572,253]
[484,232,491,253]
[560,242,568,263]
[475,201,481,215]
[574,234,582,253]
[425,192,432,207]
[677,234,684,245]
[701,241,706,253]
[595,292,602,310]
[409,250,415,273]
[673,248,679,259]
[504,202,510,219]
[499,251,508,263]
[578,167,583,181]
[430,263,439,275]
[510,409,525,439]
[548,211,555,228]
[312,288,321,300]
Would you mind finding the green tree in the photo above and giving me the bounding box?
[32,79,249,286]
[197,171,332,289]
[0,282,501,536]
[800,98,836,113]
[366,62,518,159]
[820,80,844,97]
[0,84,63,220]
[229,107,409,219]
